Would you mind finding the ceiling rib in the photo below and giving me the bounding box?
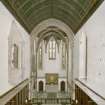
[1,0,104,34]
[17,0,32,10]
[57,0,82,18]
[23,0,48,16]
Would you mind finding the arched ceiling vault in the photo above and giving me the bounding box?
[36,26,68,51]
[1,0,103,34]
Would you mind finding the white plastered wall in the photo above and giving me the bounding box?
[74,1,105,99]
[8,21,31,85]
[0,2,31,96]
[73,31,87,79]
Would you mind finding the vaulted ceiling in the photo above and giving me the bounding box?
[1,0,103,34]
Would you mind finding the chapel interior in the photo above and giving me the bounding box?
[0,0,105,105]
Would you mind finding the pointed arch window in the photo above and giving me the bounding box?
[38,45,43,69]
[48,38,56,60]
[11,44,18,68]
[62,41,66,69]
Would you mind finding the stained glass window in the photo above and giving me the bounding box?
[48,38,56,60]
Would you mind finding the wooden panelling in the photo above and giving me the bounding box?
[75,84,97,105]
[5,84,29,105]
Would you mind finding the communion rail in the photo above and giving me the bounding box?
[31,91,72,105]
[31,97,71,105]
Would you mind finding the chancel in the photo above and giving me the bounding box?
[0,0,105,105]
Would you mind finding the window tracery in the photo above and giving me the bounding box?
[48,38,56,60]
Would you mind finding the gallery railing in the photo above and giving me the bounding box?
[0,79,30,105]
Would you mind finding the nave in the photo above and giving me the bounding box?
[0,0,105,105]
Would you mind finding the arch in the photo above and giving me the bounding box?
[31,18,74,41]
[60,81,66,92]
[31,18,74,96]
[36,26,69,52]
[39,81,44,92]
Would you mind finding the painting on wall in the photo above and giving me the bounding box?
[46,73,58,85]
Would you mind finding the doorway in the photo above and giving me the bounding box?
[39,81,44,92]
[60,81,65,92]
